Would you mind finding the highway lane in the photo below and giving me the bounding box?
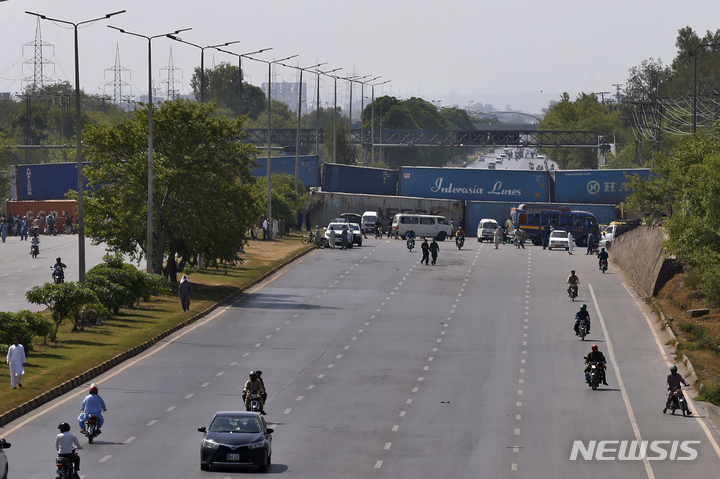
[2,237,720,478]
[0,234,114,312]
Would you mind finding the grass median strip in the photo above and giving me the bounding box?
[1,235,313,420]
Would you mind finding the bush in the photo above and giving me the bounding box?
[0,310,54,353]
[697,379,720,407]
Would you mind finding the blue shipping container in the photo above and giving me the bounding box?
[467,201,617,236]
[252,155,320,188]
[553,169,650,204]
[14,162,90,201]
[398,167,549,203]
[322,163,397,196]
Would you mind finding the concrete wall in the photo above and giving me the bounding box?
[611,224,668,297]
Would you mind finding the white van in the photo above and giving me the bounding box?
[361,211,379,233]
[476,218,499,242]
[391,214,453,240]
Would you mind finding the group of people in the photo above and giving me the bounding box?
[0,213,76,243]
[326,224,352,250]
[420,236,440,265]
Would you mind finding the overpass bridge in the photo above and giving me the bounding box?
[243,128,605,149]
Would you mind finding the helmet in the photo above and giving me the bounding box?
[89,383,98,394]
[580,304,587,310]
[249,371,257,378]
[571,270,576,274]
[670,365,678,372]
[58,422,70,432]
[591,344,598,351]
[601,248,606,252]
[56,257,62,262]
[255,370,263,376]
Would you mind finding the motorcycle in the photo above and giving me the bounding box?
[577,318,589,340]
[301,230,317,245]
[375,225,383,239]
[83,414,101,443]
[455,235,465,250]
[600,258,608,273]
[52,265,65,284]
[245,390,264,413]
[406,237,415,251]
[666,386,691,416]
[313,234,328,249]
[44,224,58,236]
[586,362,602,390]
[569,283,578,301]
[31,241,39,258]
[56,448,79,479]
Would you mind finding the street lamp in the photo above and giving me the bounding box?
[27,9,126,284]
[314,68,341,158]
[278,61,328,192]
[345,75,371,154]
[214,47,273,118]
[370,80,391,163]
[693,42,720,133]
[244,54,298,239]
[108,25,191,274]
[358,76,381,162]
[166,36,239,103]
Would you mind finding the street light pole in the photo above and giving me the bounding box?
[314,68,341,158]
[27,9,126,284]
[345,75,370,157]
[214,47,273,118]
[693,42,720,133]
[358,76,380,163]
[370,80,390,163]
[108,25,191,274]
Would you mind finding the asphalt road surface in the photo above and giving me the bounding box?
[3,236,720,478]
[0,234,118,313]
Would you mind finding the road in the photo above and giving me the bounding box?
[468,147,558,171]
[2,237,720,478]
[0,234,119,313]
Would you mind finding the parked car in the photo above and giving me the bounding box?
[1,439,10,479]
[325,222,361,247]
[548,230,570,250]
[198,411,273,472]
[476,218,499,242]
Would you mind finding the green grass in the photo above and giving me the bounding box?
[1,234,311,415]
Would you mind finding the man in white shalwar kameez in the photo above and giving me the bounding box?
[567,232,575,255]
[6,336,26,388]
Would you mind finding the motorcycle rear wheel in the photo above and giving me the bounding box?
[301,236,310,245]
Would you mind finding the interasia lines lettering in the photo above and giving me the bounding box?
[430,178,521,196]
[569,440,700,461]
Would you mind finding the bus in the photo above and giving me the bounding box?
[510,204,600,246]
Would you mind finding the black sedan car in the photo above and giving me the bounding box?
[0,438,10,479]
[198,411,273,472]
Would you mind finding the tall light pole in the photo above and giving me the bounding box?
[244,54,298,239]
[27,9,126,284]
[345,75,370,157]
[214,47,273,118]
[314,68,341,158]
[693,42,720,133]
[278,61,327,192]
[166,36,239,103]
[108,25,191,274]
[358,76,380,162]
[370,80,391,163]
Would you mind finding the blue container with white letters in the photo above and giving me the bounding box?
[553,169,650,204]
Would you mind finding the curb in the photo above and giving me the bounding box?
[651,298,699,384]
[0,243,315,428]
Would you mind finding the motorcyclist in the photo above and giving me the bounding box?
[46,213,56,234]
[374,219,383,238]
[30,231,40,254]
[78,383,107,434]
[514,228,525,249]
[406,229,416,249]
[52,257,67,282]
[567,270,579,297]
[664,364,690,414]
[55,422,82,479]
[598,248,609,270]
[243,371,266,415]
[455,227,465,246]
[574,304,591,336]
[585,344,608,386]
[255,370,267,403]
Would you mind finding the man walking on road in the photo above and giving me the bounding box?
[430,238,440,265]
[493,225,501,249]
[421,239,430,265]
[6,336,26,389]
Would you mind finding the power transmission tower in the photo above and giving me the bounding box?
[22,17,55,92]
[612,83,623,103]
[160,46,182,101]
[104,43,132,109]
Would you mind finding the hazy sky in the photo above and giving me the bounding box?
[1,0,717,114]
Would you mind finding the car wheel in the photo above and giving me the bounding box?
[565,247,569,251]
[201,463,209,471]
[477,238,481,242]
[437,232,447,241]
[357,239,362,247]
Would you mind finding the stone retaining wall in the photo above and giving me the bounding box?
[611,224,668,297]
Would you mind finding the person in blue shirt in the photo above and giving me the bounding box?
[78,383,107,434]
[598,247,609,270]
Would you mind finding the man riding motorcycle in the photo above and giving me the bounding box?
[598,247,609,270]
[664,364,690,414]
[567,270,579,297]
[52,257,67,283]
[243,371,266,415]
[78,384,107,434]
[574,304,591,336]
[55,422,82,479]
[585,344,608,386]
[406,229,416,249]
[455,227,465,248]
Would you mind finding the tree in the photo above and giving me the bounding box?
[324,120,358,165]
[190,63,267,120]
[252,173,308,230]
[0,311,54,352]
[80,99,260,275]
[25,282,102,342]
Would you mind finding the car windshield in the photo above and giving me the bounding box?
[481,222,495,229]
[210,416,261,433]
[551,231,567,238]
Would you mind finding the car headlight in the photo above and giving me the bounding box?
[247,441,265,450]
[203,439,220,450]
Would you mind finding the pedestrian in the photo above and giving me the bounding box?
[450,218,455,238]
[567,232,575,255]
[296,211,303,231]
[278,218,284,238]
[430,238,440,265]
[178,275,192,311]
[0,221,6,243]
[421,238,430,265]
[341,226,349,250]
[6,336,26,389]
[493,225,501,249]
[328,226,336,249]
[586,232,596,255]
[272,218,279,238]
[262,217,268,240]
[541,225,549,250]
[387,219,393,239]
[65,214,73,234]
[20,216,28,240]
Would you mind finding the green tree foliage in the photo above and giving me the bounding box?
[87,254,168,315]
[191,63,267,120]
[538,93,626,169]
[0,310,54,353]
[79,99,260,275]
[25,282,103,342]
[252,173,309,230]
[324,121,357,164]
[246,99,297,129]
